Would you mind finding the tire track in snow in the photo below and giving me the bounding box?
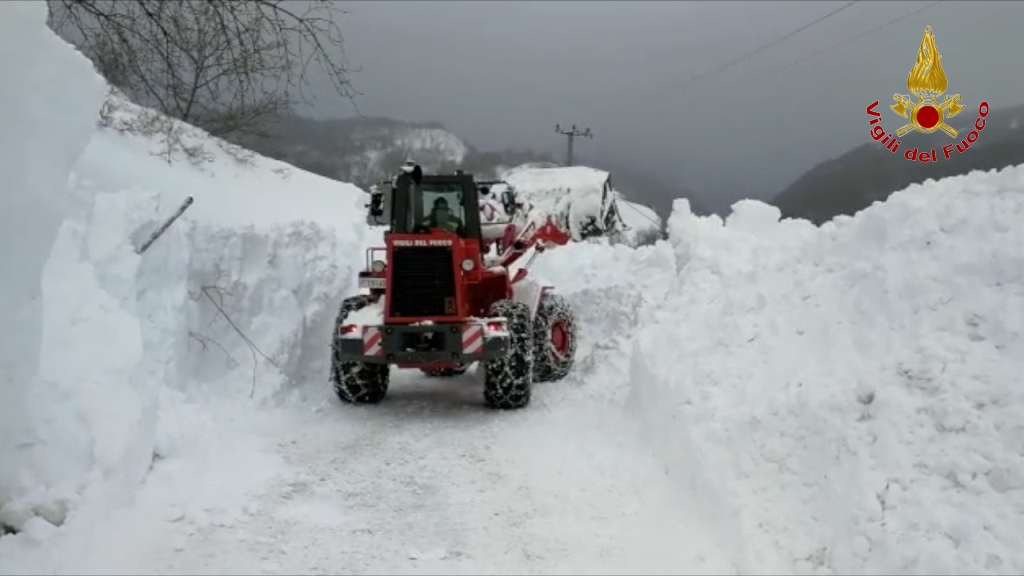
[143,367,735,575]
[54,315,729,573]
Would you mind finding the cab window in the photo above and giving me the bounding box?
[418,183,467,232]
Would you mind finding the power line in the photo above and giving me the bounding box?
[617,194,664,230]
[692,1,945,102]
[676,1,860,92]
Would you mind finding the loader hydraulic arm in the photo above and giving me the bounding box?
[496,216,572,269]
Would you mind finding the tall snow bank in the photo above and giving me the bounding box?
[75,97,372,405]
[1,24,371,538]
[628,167,1024,573]
[530,239,678,405]
[0,1,106,517]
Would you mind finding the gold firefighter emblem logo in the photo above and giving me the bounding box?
[889,26,966,138]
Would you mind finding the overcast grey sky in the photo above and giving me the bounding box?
[303,0,1024,211]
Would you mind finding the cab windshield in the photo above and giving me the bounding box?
[417,182,467,234]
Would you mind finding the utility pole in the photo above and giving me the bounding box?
[555,123,592,166]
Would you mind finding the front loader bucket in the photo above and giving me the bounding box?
[499,165,630,243]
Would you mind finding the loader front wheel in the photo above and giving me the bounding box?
[482,300,533,410]
[532,292,577,383]
[330,295,389,405]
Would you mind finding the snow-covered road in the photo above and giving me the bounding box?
[3,235,735,574]
[26,368,733,575]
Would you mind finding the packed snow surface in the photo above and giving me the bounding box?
[3,6,1024,575]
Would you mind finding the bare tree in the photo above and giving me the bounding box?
[47,0,359,161]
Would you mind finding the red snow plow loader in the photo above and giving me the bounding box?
[331,165,577,409]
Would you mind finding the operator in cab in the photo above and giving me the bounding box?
[422,196,465,235]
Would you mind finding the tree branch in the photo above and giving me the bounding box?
[47,0,361,150]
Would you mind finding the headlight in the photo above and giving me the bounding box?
[371,260,386,273]
[461,258,475,271]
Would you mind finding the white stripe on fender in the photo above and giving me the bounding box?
[363,326,382,356]
[462,324,483,354]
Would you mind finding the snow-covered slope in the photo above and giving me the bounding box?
[3,4,1024,574]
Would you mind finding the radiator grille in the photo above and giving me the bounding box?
[388,246,456,318]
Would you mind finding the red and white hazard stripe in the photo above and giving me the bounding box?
[462,324,483,354]
[362,326,383,356]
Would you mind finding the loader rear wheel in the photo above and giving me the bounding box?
[330,295,389,405]
[483,300,533,410]
[532,292,577,383]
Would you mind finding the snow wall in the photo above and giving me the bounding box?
[0,5,372,533]
[0,2,108,526]
[626,171,1024,574]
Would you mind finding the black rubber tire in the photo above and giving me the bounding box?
[532,292,577,383]
[482,300,533,410]
[330,295,390,405]
[421,366,469,378]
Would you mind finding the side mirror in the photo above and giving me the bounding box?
[411,165,423,185]
[501,190,516,216]
[369,182,392,222]
[369,194,383,218]
[382,184,393,220]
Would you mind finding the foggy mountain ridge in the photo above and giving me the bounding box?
[234,113,714,218]
[236,113,560,188]
[774,101,1024,224]
[233,100,1024,231]
[232,115,473,189]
